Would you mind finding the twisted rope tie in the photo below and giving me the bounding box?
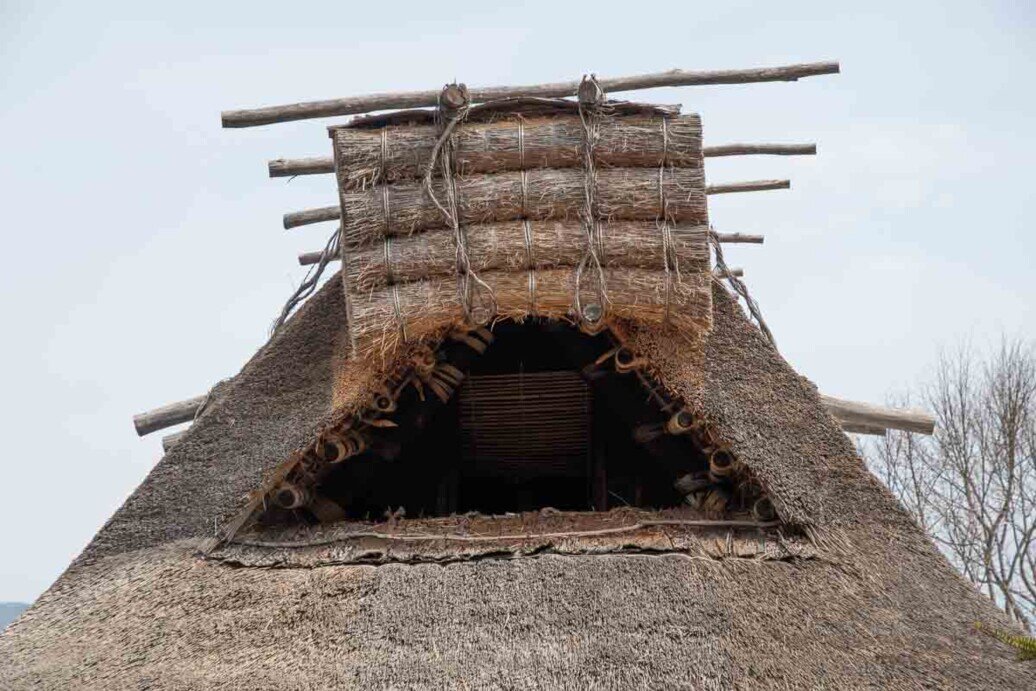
[422,84,496,326]
[710,230,776,347]
[575,75,609,326]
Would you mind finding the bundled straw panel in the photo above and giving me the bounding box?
[340,167,706,245]
[347,268,713,358]
[345,221,709,292]
[332,114,702,190]
[330,106,712,359]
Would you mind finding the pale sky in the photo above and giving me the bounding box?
[1,1,1033,603]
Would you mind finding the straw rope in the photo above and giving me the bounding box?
[709,229,776,347]
[421,85,496,329]
[574,75,608,326]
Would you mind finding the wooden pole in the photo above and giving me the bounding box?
[268,143,816,178]
[268,156,335,177]
[703,143,816,157]
[705,179,790,195]
[820,395,935,435]
[283,179,786,230]
[712,233,764,244]
[133,395,206,436]
[273,139,816,178]
[223,61,839,128]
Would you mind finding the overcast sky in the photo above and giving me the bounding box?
[2,1,1033,603]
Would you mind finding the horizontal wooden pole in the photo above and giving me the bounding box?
[133,395,205,436]
[284,205,339,229]
[283,177,780,231]
[702,143,815,157]
[712,233,763,244]
[820,395,935,435]
[705,179,790,195]
[268,156,335,177]
[223,61,839,128]
[268,142,816,179]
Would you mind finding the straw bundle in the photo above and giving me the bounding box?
[344,222,709,293]
[331,114,701,190]
[340,167,706,246]
[346,268,712,358]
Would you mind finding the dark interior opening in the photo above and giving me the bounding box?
[311,320,711,522]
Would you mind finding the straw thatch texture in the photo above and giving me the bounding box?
[331,113,701,190]
[344,221,709,292]
[340,167,706,245]
[5,280,1033,688]
[347,268,712,359]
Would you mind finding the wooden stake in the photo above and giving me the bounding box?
[223,61,839,128]
[133,395,206,436]
[268,143,815,178]
[706,179,790,195]
[821,395,935,435]
[712,233,764,244]
[703,143,816,157]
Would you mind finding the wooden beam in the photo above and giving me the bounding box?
[268,142,816,179]
[223,61,839,128]
[702,143,815,157]
[820,395,935,435]
[706,179,790,195]
[133,395,206,436]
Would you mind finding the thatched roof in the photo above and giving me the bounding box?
[2,277,1033,689]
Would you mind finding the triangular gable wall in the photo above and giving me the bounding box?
[81,273,913,568]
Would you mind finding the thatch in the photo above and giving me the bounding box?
[340,167,707,246]
[331,112,701,190]
[2,278,1033,689]
[346,267,713,359]
[343,221,709,293]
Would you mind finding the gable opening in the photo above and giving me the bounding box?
[249,319,777,536]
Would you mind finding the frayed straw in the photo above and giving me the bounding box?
[341,167,706,246]
[344,222,709,293]
[332,113,701,190]
[348,268,712,360]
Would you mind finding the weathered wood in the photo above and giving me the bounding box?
[133,395,206,436]
[839,421,889,436]
[269,156,336,177]
[703,143,815,157]
[820,395,935,435]
[284,175,782,232]
[712,233,764,244]
[269,141,814,179]
[161,430,187,452]
[705,179,790,195]
[284,205,339,229]
[223,61,839,128]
